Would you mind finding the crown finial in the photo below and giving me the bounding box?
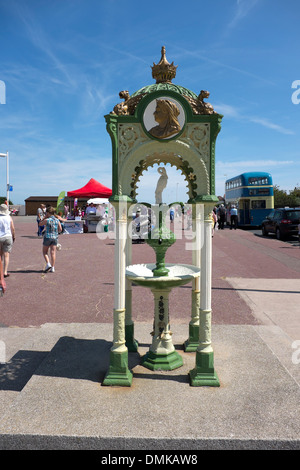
[151,46,177,84]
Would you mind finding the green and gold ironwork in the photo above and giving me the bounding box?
[104,46,223,387]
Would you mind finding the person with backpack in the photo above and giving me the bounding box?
[39,206,62,273]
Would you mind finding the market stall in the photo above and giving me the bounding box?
[67,179,112,233]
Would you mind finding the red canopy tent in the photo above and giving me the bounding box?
[67,178,112,198]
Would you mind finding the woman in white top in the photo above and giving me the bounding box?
[0,204,15,277]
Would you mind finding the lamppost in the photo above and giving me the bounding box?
[0,151,9,205]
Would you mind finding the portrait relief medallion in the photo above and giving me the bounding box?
[143,97,185,139]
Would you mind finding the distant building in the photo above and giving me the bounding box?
[25,196,89,215]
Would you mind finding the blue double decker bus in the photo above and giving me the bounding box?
[225,172,274,227]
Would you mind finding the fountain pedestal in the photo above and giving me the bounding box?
[126,263,200,370]
[144,287,182,370]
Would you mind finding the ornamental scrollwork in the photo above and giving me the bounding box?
[180,123,210,164]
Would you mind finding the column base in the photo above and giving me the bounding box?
[189,350,220,387]
[125,323,139,352]
[103,349,133,387]
[142,349,183,371]
[183,323,199,352]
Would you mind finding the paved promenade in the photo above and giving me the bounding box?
[0,216,299,449]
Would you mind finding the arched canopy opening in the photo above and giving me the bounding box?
[134,162,190,204]
[118,140,210,202]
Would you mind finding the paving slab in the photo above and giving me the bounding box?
[226,278,300,339]
[0,322,299,450]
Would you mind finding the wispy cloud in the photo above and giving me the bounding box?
[214,103,240,118]
[0,111,38,131]
[214,102,294,135]
[12,3,77,90]
[175,47,275,86]
[248,117,294,135]
[227,0,260,30]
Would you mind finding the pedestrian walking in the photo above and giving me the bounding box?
[212,210,218,237]
[0,257,6,295]
[0,203,15,277]
[218,204,226,229]
[230,205,238,230]
[170,207,175,222]
[39,206,62,273]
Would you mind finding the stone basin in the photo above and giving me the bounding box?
[126,263,200,289]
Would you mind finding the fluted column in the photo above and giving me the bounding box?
[125,205,138,351]
[189,203,220,386]
[184,202,201,351]
[103,200,133,386]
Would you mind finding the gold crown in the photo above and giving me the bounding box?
[151,46,177,84]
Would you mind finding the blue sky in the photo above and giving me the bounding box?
[0,0,300,205]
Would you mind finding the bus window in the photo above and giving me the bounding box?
[251,200,266,209]
[258,188,270,195]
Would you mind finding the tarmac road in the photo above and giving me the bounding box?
[1,216,299,334]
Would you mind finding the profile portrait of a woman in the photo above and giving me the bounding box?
[149,99,181,139]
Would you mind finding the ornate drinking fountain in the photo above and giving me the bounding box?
[126,201,200,371]
[103,47,223,386]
